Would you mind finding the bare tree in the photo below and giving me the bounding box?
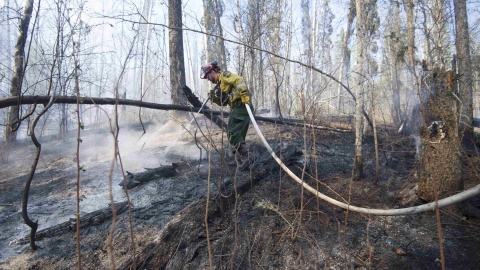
[4,0,34,148]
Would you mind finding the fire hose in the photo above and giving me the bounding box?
[245,104,480,216]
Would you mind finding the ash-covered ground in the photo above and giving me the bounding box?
[1,118,480,269]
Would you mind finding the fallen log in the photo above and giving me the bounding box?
[0,95,349,132]
[10,201,129,245]
[120,164,179,190]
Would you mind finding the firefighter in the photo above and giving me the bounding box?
[200,60,252,168]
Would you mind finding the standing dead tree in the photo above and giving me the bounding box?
[418,69,463,202]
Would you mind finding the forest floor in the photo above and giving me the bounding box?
[1,116,480,269]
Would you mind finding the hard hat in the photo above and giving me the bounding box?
[200,60,220,79]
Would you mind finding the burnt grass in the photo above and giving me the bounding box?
[1,122,480,269]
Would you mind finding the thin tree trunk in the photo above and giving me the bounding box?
[213,0,227,70]
[403,0,415,72]
[354,0,364,179]
[4,0,34,147]
[235,0,245,74]
[141,0,154,101]
[453,0,473,145]
[184,16,196,93]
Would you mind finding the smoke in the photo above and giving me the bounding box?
[410,134,421,159]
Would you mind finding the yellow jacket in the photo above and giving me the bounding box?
[211,71,248,108]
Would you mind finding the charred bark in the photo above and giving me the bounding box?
[169,0,188,119]
[418,69,463,201]
[120,164,179,190]
[11,202,129,245]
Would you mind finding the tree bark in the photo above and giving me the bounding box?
[169,0,188,119]
[120,164,178,190]
[4,0,34,147]
[453,0,473,145]
[418,69,463,201]
[337,0,355,116]
[11,202,129,246]
[403,0,415,71]
[354,0,364,179]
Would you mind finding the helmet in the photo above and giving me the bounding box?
[200,60,220,79]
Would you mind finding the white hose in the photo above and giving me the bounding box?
[245,104,480,216]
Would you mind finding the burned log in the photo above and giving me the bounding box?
[120,164,179,190]
[11,201,129,245]
[418,69,463,201]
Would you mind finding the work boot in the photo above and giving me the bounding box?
[237,143,252,171]
[237,142,249,157]
[227,143,249,168]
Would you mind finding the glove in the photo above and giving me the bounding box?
[241,94,250,105]
[208,90,215,102]
[239,87,250,105]
[208,90,221,105]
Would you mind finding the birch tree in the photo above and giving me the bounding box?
[354,0,365,179]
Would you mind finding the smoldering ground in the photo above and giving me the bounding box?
[0,115,218,263]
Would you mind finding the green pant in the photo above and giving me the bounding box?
[228,100,251,149]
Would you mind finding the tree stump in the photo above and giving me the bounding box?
[418,69,463,201]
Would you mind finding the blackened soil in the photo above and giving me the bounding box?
[1,122,480,269]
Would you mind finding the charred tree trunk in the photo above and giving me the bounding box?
[120,164,179,190]
[418,69,463,201]
[11,202,129,245]
[169,0,188,119]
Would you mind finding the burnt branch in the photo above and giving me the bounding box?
[22,95,55,250]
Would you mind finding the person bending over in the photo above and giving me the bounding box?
[200,60,252,168]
